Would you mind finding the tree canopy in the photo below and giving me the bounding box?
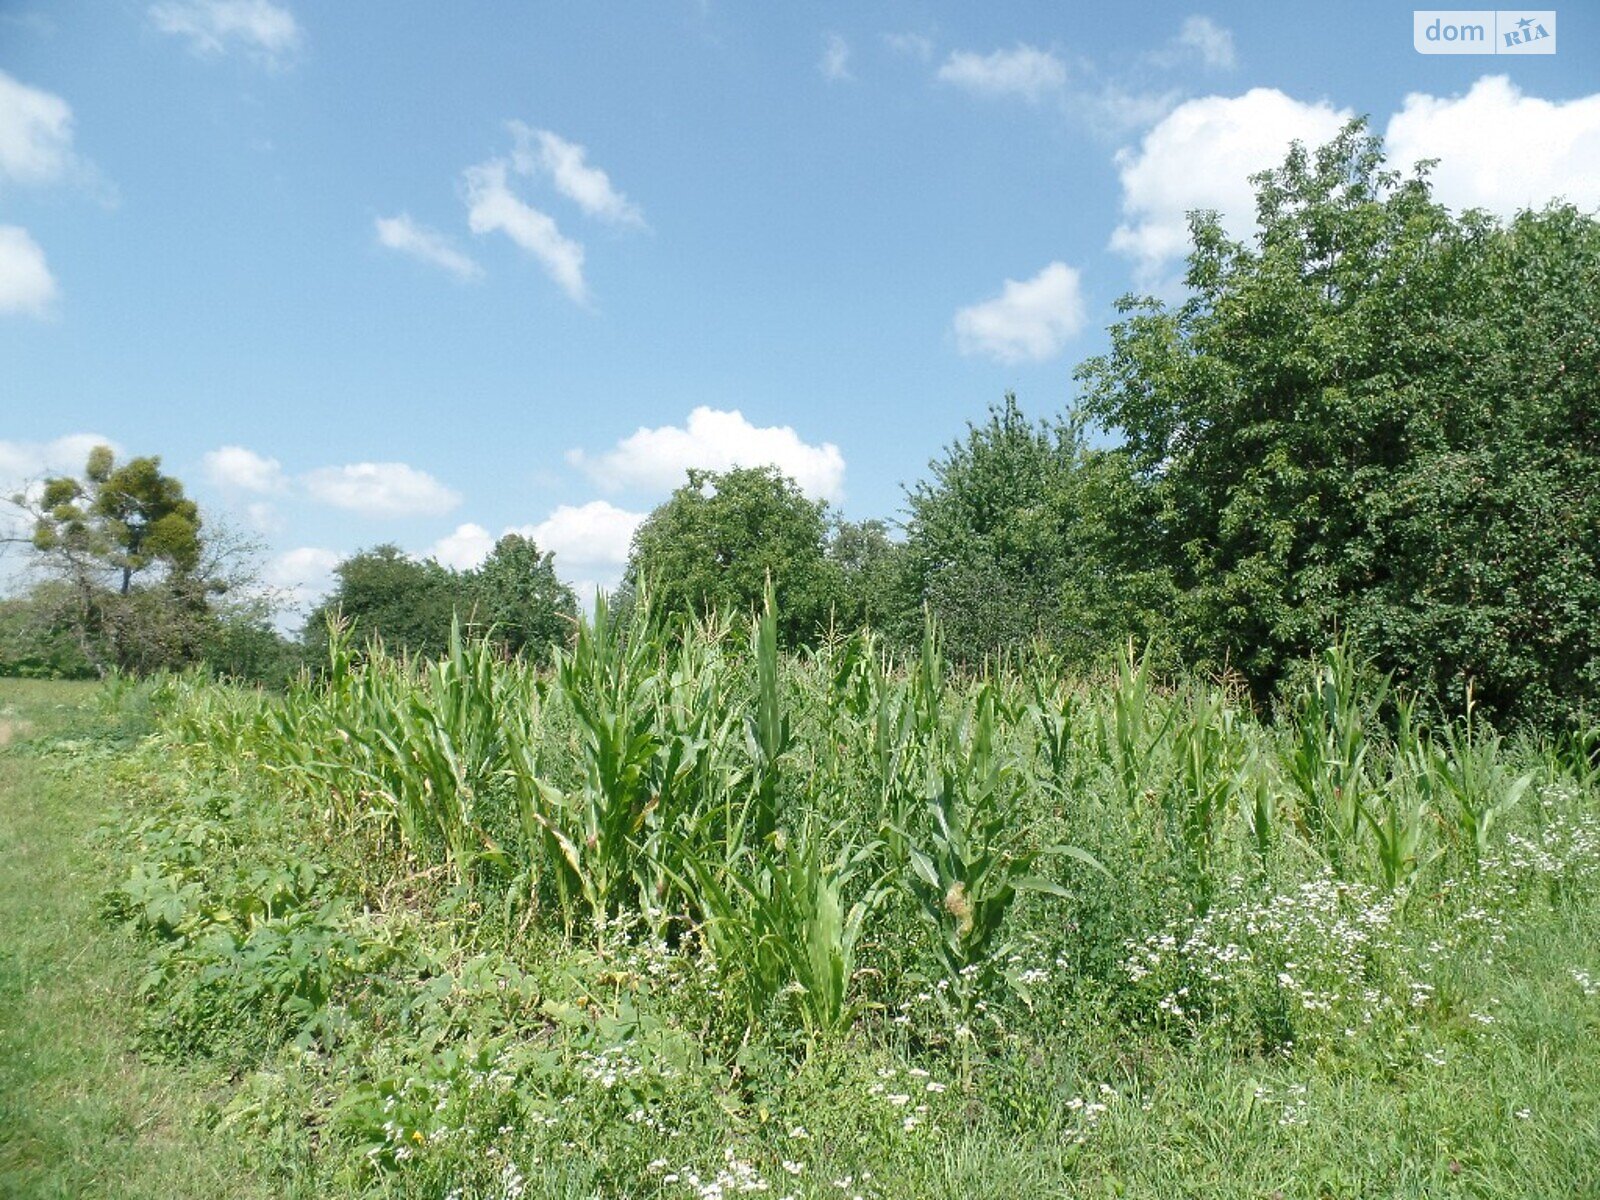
[1076,121,1600,726]
[626,466,837,644]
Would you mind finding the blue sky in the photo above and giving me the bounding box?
[2,1,1596,616]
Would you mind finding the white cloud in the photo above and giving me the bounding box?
[374,214,483,281]
[509,124,645,227]
[883,32,934,61]
[264,546,339,610]
[820,33,852,82]
[202,444,287,493]
[567,407,846,503]
[464,158,587,304]
[521,500,645,571]
[0,433,121,493]
[428,522,496,570]
[0,70,74,188]
[245,501,283,533]
[1385,75,1600,218]
[0,433,121,542]
[148,0,301,63]
[302,462,461,517]
[1172,16,1236,70]
[937,44,1066,102]
[1108,87,1351,286]
[952,261,1087,363]
[0,225,57,317]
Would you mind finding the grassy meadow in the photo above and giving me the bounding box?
[4,599,1600,1198]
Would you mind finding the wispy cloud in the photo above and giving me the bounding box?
[202,445,288,493]
[463,158,587,303]
[508,124,645,227]
[937,44,1066,103]
[302,461,461,517]
[1151,16,1237,70]
[882,31,934,61]
[819,32,852,82]
[374,214,483,281]
[148,0,301,65]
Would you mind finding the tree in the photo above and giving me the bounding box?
[4,446,240,674]
[303,545,464,660]
[826,517,909,636]
[899,395,1154,666]
[466,533,577,663]
[626,466,837,644]
[1076,121,1600,728]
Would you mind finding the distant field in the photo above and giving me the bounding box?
[3,623,1600,1198]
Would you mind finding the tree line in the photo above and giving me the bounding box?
[4,123,1597,731]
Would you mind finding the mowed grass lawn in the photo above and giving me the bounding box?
[0,679,276,1200]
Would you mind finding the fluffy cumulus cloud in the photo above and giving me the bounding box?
[567,407,846,504]
[301,462,461,517]
[464,158,587,303]
[1385,75,1600,218]
[0,225,57,317]
[202,444,287,493]
[264,546,339,610]
[522,500,645,571]
[374,214,483,281]
[147,0,301,63]
[819,33,852,82]
[953,261,1087,363]
[427,522,497,570]
[1109,87,1352,285]
[509,124,645,227]
[0,70,75,188]
[936,44,1066,102]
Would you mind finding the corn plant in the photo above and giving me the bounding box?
[1431,686,1533,869]
[1285,642,1384,875]
[511,593,663,930]
[685,823,885,1041]
[745,581,792,845]
[1099,642,1178,814]
[1363,697,1442,891]
[891,683,1106,1029]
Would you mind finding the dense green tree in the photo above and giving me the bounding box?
[626,466,836,644]
[1077,121,1600,727]
[304,545,465,660]
[898,395,1155,666]
[466,533,577,663]
[826,518,908,636]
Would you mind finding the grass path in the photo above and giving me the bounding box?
[0,680,270,1200]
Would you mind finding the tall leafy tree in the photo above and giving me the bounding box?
[304,545,465,660]
[1077,121,1600,727]
[626,466,837,643]
[466,533,577,663]
[900,395,1152,666]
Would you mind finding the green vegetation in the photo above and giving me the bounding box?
[15,598,1593,1197]
[0,680,278,1198]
